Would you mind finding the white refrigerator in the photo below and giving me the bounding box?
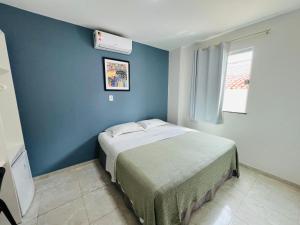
[10,147,35,216]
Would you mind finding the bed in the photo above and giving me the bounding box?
[98,123,239,225]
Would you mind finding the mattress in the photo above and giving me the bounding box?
[98,124,193,181]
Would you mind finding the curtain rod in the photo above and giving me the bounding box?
[197,28,271,45]
[228,28,271,43]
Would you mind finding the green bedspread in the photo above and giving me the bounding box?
[116,131,239,225]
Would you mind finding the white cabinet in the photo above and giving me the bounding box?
[0,30,34,222]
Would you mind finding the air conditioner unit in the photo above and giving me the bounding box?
[94,30,132,55]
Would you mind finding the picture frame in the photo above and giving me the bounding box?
[103,57,130,91]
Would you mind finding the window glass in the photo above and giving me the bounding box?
[222,49,253,113]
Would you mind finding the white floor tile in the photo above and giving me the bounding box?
[20,162,300,225]
[91,209,131,225]
[245,179,300,221]
[0,215,37,225]
[35,170,78,194]
[229,216,248,225]
[236,197,299,225]
[190,201,234,225]
[213,184,246,212]
[21,218,38,225]
[83,185,123,223]
[37,198,89,225]
[38,180,81,215]
[73,162,109,195]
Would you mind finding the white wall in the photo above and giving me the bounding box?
[168,9,300,185]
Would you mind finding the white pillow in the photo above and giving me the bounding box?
[105,122,144,137]
[137,119,167,129]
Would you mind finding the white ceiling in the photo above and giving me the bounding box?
[1,0,300,50]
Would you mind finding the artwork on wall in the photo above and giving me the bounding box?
[103,57,130,91]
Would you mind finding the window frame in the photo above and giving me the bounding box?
[222,47,254,114]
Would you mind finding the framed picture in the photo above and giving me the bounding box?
[103,57,130,91]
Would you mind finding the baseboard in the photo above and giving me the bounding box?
[240,163,300,190]
[34,159,98,181]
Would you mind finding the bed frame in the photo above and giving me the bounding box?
[98,146,107,170]
[98,142,239,225]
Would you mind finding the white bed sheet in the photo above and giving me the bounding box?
[98,124,193,182]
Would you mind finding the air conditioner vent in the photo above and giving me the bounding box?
[94,30,132,55]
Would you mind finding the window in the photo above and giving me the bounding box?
[222,49,253,113]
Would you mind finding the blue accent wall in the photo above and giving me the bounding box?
[0,4,169,176]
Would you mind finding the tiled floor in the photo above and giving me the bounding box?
[3,160,300,225]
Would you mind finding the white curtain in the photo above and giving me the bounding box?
[190,43,230,124]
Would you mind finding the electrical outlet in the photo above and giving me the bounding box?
[109,95,114,102]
